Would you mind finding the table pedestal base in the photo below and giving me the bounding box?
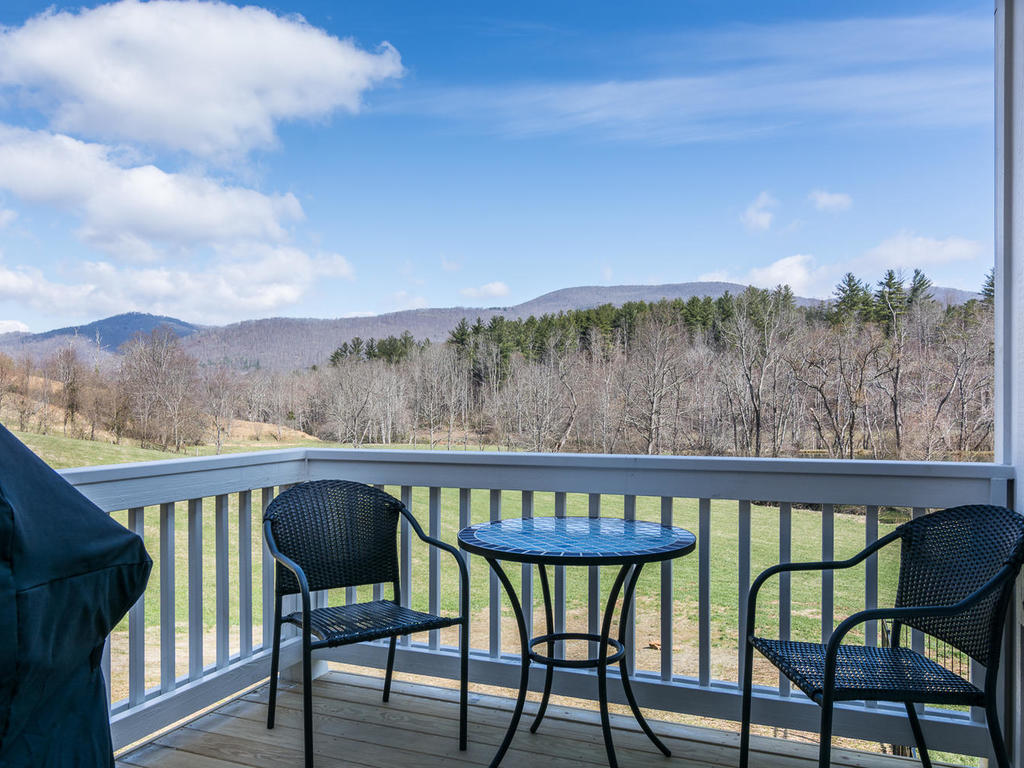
[486,559,670,768]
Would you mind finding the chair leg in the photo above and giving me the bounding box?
[738,639,754,768]
[383,636,397,702]
[303,630,314,768]
[818,698,833,768]
[985,698,1011,768]
[267,597,282,729]
[904,703,932,768]
[459,618,469,751]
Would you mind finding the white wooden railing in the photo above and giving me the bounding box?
[60,448,1014,758]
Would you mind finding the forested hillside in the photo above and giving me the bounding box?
[0,269,993,461]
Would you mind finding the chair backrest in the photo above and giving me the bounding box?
[264,480,402,596]
[893,504,1024,666]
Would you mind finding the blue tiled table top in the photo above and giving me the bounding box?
[457,516,696,565]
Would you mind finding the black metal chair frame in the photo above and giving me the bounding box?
[263,480,469,768]
[739,504,1024,768]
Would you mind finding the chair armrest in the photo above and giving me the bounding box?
[823,561,1018,665]
[746,529,901,641]
[263,520,312,617]
[399,507,470,620]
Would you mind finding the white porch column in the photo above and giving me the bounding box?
[995,1,1024,765]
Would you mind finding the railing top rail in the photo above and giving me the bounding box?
[58,446,1014,512]
[304,447,1014,479]
[59,448,309,512]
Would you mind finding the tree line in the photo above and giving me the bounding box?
[0,269,994,461]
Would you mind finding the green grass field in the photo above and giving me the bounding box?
[12,427,975,765]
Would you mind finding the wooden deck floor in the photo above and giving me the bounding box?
[117,670,919,768]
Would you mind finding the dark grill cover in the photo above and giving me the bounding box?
[0,424,152,767]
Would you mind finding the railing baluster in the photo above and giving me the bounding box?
[660,496,673,681]
[159,502,176,694]
[102,636,111,706]
[821,503,834,642]
[521,490,534,640]
[864,504,879,709]
[215,495,229,669]
[128,507,145,706]
[400,486,413,645]
[911,507,926,716]
[698,497,711,687]
[459,488,472,579]
[489,489,502,658]
[737,499,751,688]
[428,486,441,649]
[554,491,566,659]
[589,493,601,640]
[238,491,252,660]
[865,505,879,648]
[375,484,386,602]
[624,495,637,675]
[778,501,792,695]
[188,498,203,680]
[261,487,274,651]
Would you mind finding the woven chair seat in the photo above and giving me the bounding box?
[751,638,983,706]
[284,600,458,646]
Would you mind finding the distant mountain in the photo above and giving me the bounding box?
[0,282,980,371]
[31,312,201,350]
[508,281,817,316]
[0,312,201,367]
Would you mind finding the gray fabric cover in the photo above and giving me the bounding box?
[0,423,151,767]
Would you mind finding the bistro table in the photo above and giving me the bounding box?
[458,516,696,768]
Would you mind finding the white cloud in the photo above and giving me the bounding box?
[809,189,852,211]
[388,15,989,144]
[747,253,832,296]
[705,231,986,299]
[0,246,352,323]
[741,191,777,231]
[391,290,429,310]
[0,125,303,260]
[0,0,404,157]
[861,232,982,270]
[441,257,461,272]
[461,281,510,299]
[0,319,29,333]
[0,209,16,228]
[696,270,730,282]
[601,265,613,282]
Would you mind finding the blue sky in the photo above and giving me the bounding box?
[0,0,995,332]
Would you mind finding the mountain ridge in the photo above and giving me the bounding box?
[0,281,981,371]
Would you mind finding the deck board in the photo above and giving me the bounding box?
[117,670,921,768]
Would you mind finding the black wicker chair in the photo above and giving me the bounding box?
[740,504,1024,768]
[263,480,469,768]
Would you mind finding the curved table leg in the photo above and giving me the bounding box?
[597,564,632,768]
[530,564,556,733]
[618,563,671,757]
[487,557,531,768]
